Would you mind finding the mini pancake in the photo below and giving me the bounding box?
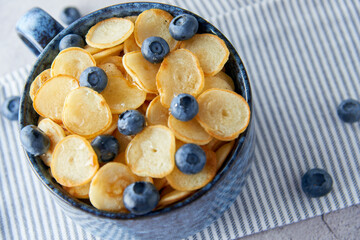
[216,140,235,171]
[124,34,141,54]
[157,190,194,209]
[113,129,133,153]
[51,135,99,187]
[204,138,225,152]
[62,87,112,139]
[51,47,96,79]
[139,101,150,115]
[97,56,126,76]
[113,151,126,165]
[37,115,45,124]
[92,44,124,61]
[61,124,72,136]
[101,152,152,175]
[145,96,169,126]
[37,118,66,166]
[123,51,160,93]
[33,75,79,123]
[153,177,168,191]
[89,162,137,211]
[166,147,217,191]
[156,49,204,107]
[124,73,140,88]
[101,114,119,135]
[202,73,234,92]
[86,18,134,49]
[84,45,103,55]
[168,115,212,145]
[196,89,250,141]
[63,182,91,199]
[159,184,175,196]
[180,34,229,76]
[134,9,179,51]
[98,62,124,77]
[30,69,51,101]
[138,176,154,184]
[122,15,138,54]
[146,93,157,101]
[214,71,235,90]
[101,75,146,114]
[124,15,137,23]
[126,125,175,178]
[175,139,186,150]
[113,155,161,187]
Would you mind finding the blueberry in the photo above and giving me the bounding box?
[169,14,198,41]
[20,125,50,156]
[170,94,199,121]
[337,99,360,123]
[141,37,169,63]
[79,67,108,93]
[123,181,160,215]
[59,34,85,51]
[175,144,206,174]
[1,96,20,121]
[118,110,145,136]
[91,135,119,163]
[60,7,81,25]
[301,168,333,198]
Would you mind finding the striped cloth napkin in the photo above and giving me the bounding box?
[0,0,359,239]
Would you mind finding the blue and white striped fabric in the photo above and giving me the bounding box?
[1,0,359,239]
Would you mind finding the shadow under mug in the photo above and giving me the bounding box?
[17,3,255,239]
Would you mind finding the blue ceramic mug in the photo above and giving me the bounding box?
[17,3,255,239]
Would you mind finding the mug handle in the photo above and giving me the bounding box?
[16,7,64,56]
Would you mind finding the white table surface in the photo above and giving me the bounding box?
[0,0,358,239]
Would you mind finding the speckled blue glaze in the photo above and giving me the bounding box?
[16,7,64,56]
[18,3,255,239]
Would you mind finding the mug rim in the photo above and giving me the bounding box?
[19,1,253,220]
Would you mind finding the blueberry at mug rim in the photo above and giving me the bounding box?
[60,7,81,25]
[19,2,253,220]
